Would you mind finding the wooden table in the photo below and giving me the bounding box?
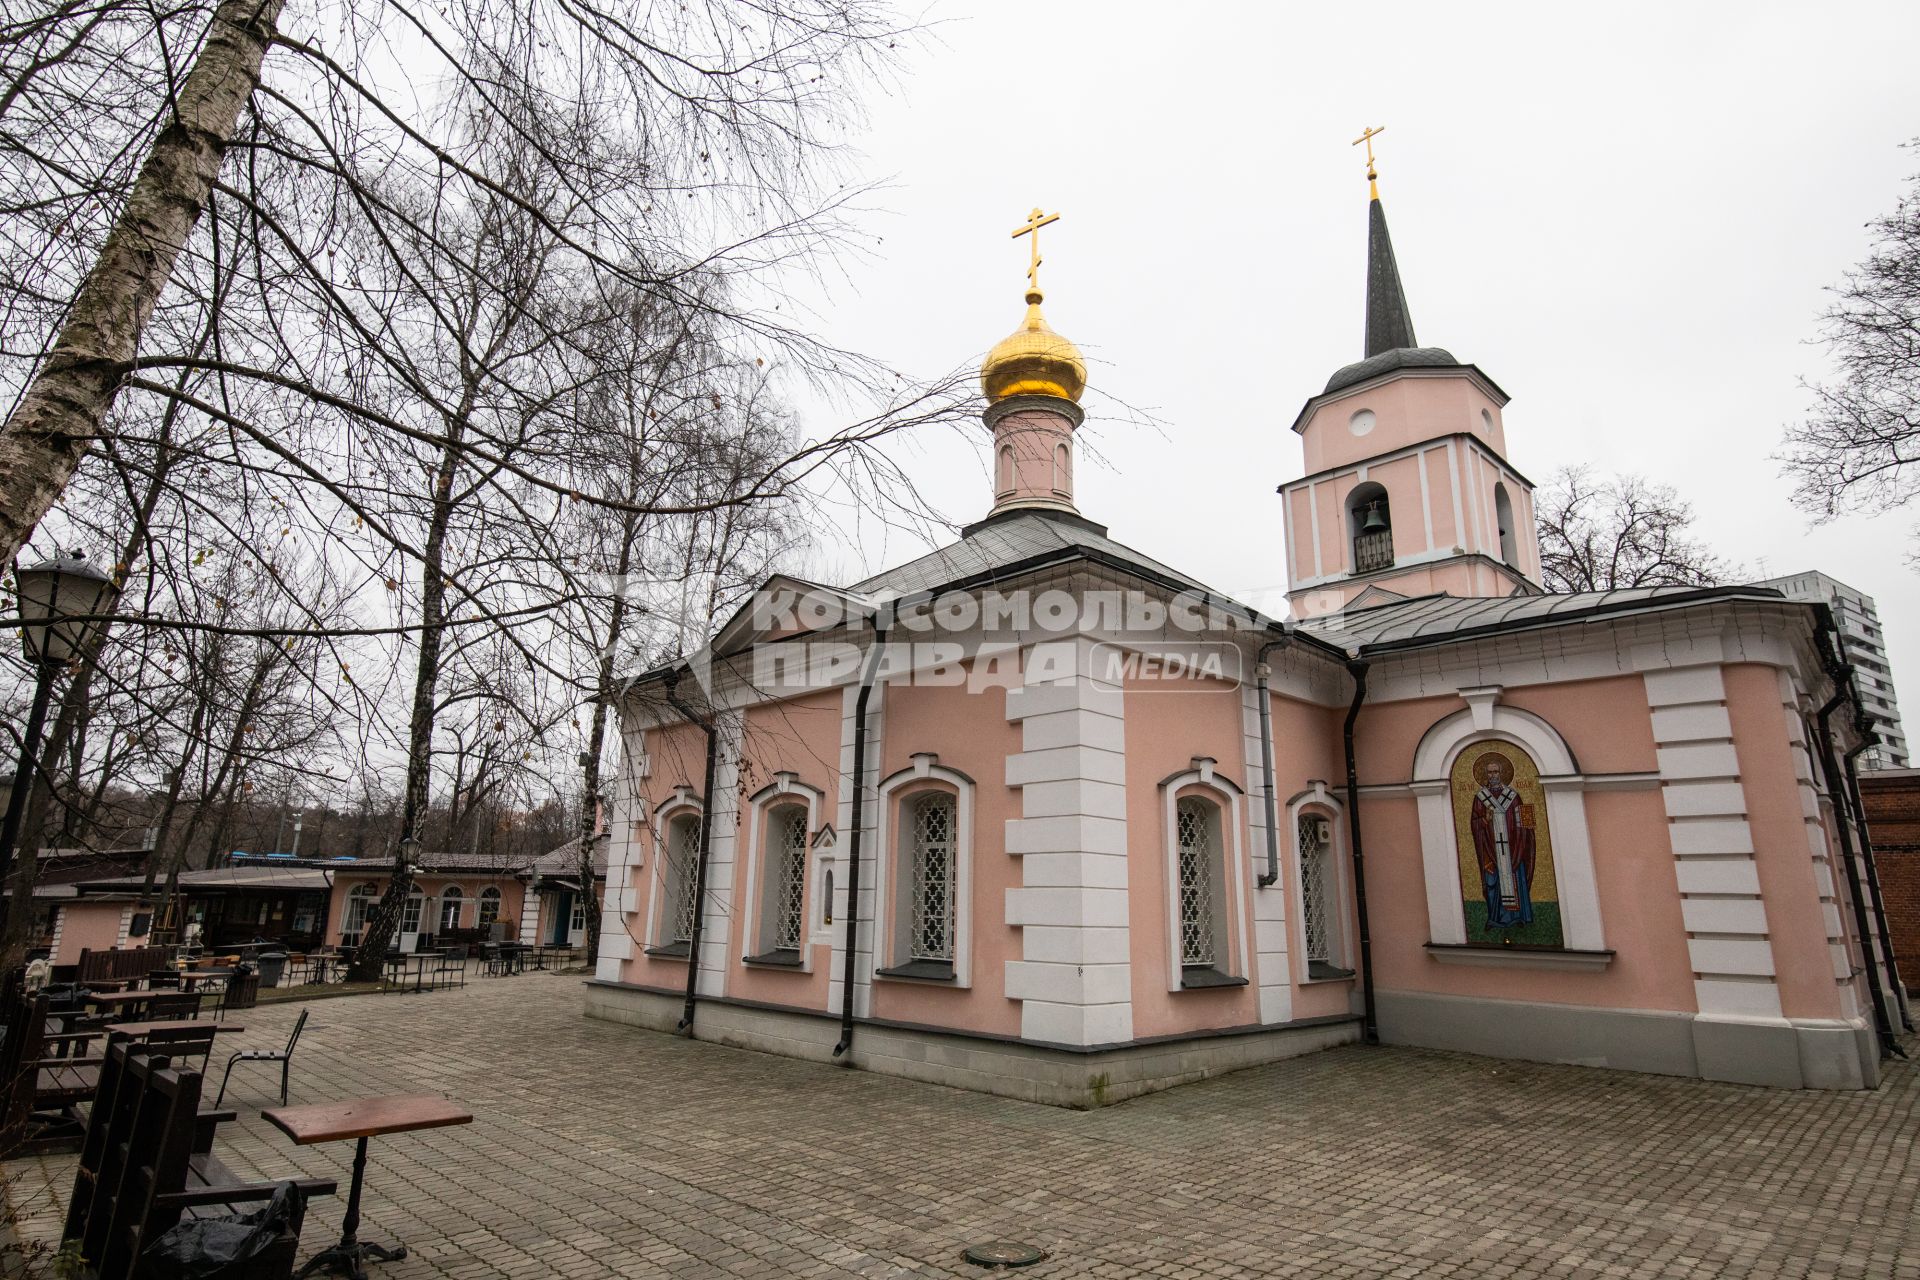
[263,1095,473,1278]
[84,988,195,1012]
[103,1018,243,1038]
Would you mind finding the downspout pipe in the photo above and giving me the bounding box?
[662,669,718,1036]
[1815,686,1898,1059]
[1844,733,1911,1029]
[1255,630,1294,889]
[833,614,890,1059]
[1341,659,1378,1045]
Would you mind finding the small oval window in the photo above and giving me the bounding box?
[1349,409,1376,437]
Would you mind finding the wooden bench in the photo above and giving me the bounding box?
[63,1043,336,1279]
[76,946,173,988]
[0,992,105,1155]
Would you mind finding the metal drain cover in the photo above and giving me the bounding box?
[961,1241,1046,1268]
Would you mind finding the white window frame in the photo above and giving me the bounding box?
[870,754,975,987]
[439,886,464,934]
[740,773,824,969]
[1158,762,1250,992]
[1286,783,1354,982]
[1410,697,1605,954]
[648,791,706,956]
[343,883,377,938]
[477,886,501,929]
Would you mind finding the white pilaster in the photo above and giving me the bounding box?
[1243,679,1292,1023]
[1005,637,1133,1046]
[1645,665,1783,1019]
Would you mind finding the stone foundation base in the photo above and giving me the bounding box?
[1378,989,1881,1090]
[583,981,1361,1108]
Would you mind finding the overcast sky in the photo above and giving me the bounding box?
[785,2,1920,731]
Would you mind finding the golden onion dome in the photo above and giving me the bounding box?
[981,289,1086,404]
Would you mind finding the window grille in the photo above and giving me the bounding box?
[1299,813,1331,964]
[569,894,587,934]
[771,806,808,950]
[908,794,957,962]
[478,887,500,928]
[439,887,462,933]
[400,893,423,934]
[670,817,702,943]
[1176,798,1217,967]
[1352,527,1395,573]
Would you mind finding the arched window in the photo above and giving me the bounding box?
[652,812,702,955]
[344,883,377,936]
[997,444,1015,495]
[1176,797,1226,971]
[1494,483,1518,566]
[1294,804,1352,979]
[875,758,974,984]
[907,792,956,962]
[400,889,424,936]
[439,886,463,934]
[1346,481,1393,574]
[477,886,501,929]
[1052,442,1071,495]
[753,803,809,960]
[1160,765,1248,991]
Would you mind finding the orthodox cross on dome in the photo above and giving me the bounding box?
[1010,206,1059,300]
[1352,124,1385,198]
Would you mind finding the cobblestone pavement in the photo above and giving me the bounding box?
[8,972,1920,1279]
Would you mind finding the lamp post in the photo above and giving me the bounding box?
[0,550,113,898]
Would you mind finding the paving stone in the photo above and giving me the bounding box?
[6,972,1920,1277]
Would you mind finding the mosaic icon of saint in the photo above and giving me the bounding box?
[1468,751,1536,931]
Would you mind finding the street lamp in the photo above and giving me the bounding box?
[0,550,113,894]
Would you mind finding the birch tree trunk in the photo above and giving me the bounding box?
[0,0,280,562]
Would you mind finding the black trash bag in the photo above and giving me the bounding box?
[142,1181,306,1279]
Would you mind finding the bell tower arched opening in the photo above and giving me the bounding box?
[1346,481,1393,574]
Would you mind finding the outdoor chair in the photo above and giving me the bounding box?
[433,949,466,990]
[215,1009,309,1107]
[479,942,505,977]
[116,1022,217,1074]
[146,992,202,1022]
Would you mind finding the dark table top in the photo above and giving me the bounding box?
[85,989,198,1008]
[263,1095,473,1145]
[105,1019,242,1036]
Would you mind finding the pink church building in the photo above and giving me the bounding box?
[584,180,1905,1106]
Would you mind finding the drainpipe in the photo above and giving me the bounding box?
[1341,659,1377,1045]
[1255,630,1294,889]
[1815,687,1898,1059]
[1844,737,1911,1030]
[833,615,891,1059]
[662,669,718,1036]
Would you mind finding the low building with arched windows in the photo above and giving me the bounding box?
[585,176,1904,1106]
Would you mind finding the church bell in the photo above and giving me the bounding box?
[1360,501,1388,534]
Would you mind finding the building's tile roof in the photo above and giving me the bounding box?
[851,511,1213,599]
[1298,584,1794,655]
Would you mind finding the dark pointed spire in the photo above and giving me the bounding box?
[1364,194,1417,358]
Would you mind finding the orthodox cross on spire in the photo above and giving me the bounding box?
[1011,207,1059,301]
[1352,124,1385,199]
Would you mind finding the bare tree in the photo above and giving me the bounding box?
[1782,143,1920,542]
[1535,464,1733,593]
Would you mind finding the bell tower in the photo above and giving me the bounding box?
[1280,129,1542,619]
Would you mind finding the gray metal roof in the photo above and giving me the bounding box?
[1299,584,1796,655]
[1325,345,1463,394]
[851,511,1215,599]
